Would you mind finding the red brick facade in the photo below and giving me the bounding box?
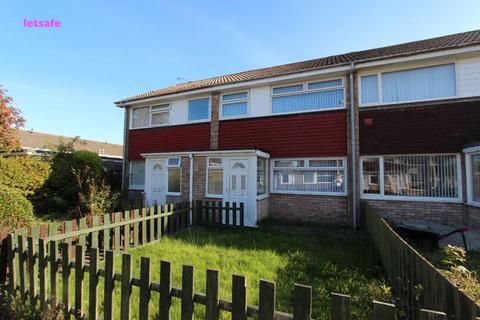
[269,194,349,225]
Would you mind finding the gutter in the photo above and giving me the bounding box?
[349,62,358,230]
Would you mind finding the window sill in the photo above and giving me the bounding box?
[129,186,145,190]
[467,202,480,208]
[166,192,181,196]
[271,190,347,196]
[256,194,269,200]
[359,95,459,108]
[205,194,223,199]
[361,194,462,203]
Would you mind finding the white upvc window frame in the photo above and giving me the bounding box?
[256,157,269,199]
[270,157,347,196]
[206,157,224,198]
[270,77,346,116]
[166,157,181,196]
[464,146,480,207]
[220,91,249,120]
[187,96,211,123]
[130,104,171,129]
[358,61,459,107]
[128,161,145,190]
[360,154,463,203]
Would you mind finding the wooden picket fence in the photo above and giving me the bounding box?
[364,204,480,320]
[5,237,451,320]
[0,200,246,282]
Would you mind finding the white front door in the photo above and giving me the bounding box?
[226,159,250,224]
[149,159,166,205]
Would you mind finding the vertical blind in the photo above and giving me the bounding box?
[360,74,379,104]
[222,102,247,117]
[382,64,456,103]
[272,89,344,113]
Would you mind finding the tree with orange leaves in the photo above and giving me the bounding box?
[0,86,25,151]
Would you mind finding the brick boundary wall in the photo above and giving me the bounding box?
[466,205,480,229]
[270,194,348,225]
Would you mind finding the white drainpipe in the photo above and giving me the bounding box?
[189,152,193,223]
[350,62,358,230]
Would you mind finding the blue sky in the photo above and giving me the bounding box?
[1,0,479,145]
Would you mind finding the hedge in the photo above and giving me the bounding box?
[0,184,35,232]
[0,156,51,196]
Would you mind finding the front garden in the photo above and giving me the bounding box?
[108,224,391,319]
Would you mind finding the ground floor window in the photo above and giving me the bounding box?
[207,157,224,196]
[257,158,267,196]
[167,157,181,194]
[465,147,480,205]
[361,154,460,200]
[129,161,145,189]
[272,158,346,194]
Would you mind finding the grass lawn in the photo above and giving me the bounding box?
[101,224,391,319]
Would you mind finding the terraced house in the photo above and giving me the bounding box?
[115,30,480,228]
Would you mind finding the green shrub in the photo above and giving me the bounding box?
[0,156,51,196]
[35,150,104,214]
[0,184,35,232]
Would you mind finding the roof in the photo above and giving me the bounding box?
[117,30,480,104]
[15,130,123,158]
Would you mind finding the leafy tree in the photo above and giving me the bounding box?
[0,86,25,151]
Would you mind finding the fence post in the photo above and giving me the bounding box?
[78,218,87,247]
[74,245,84,318]
[232,202,237,226]
[225,202,230,226]
[239,203,245,227]
[104,214,111,251]
[104,250,115,319]
[139,256,151,320]
[133,209,140,247]
[331,293,351,320]
[232,274,247,320]
[149,208,155,241]
[91,216,99,248]
[182,265,194,320]
[206,269,219,320]
[293,284,312,320]
[17,235,26,301]
[159,260,172,320]
[141,208,148,244]
[61,242,70,317]
[27,237,37,306]
[121,253,132,320]
[124,210,131,250]
[195,200,202,225]
[38,238,47,311]
[89,247,99,320]
[373,301,395,320]
[259,280,275,320]
[114,212,122,252]
[7,234,16,293]
[49,240,58,307]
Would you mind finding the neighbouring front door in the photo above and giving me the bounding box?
[149,159,166,205]
[226,159,250,224]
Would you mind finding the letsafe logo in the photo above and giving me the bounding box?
[24,18,61,28]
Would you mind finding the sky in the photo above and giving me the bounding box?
[1,0,479,145]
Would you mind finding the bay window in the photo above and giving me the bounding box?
[188,97,210,121]
[465,146,480,206]
[167,157,181,194]
[360,63,456,105]
[272,158,346,194]
[222,92,248,118]
[361,155,461,201]
[207,157,223,196]
[129,161,145,189]
[131,104,170,128]
[272,79,344,114]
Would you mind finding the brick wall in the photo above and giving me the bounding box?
[210,93,220,150]
[193,156,207,200]
[363,199,467,225]
[467,205,480,229]
[270,194,348,225]
[256,197,269,221]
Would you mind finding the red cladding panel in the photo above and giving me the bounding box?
[219,110,347,157]
[360,101,480,155]
[128,123,210,160]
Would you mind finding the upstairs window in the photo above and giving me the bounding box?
[131,104,170,128]
[272,158,346,194]
[361,155,460,200]
[221,92,248,118]
[188,98,210,121]
[272,79,344,114]
[360,64,456,105]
